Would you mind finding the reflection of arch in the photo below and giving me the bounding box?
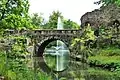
[36,38,69,73]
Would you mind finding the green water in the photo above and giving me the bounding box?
[42,55,120,80]
[42,40,120,80]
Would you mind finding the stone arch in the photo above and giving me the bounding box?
[36,37,70,73]
[37,37,69,49]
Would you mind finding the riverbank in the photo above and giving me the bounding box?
[87,47,120,79]
[86,67,120,80]
[88,56,120,71]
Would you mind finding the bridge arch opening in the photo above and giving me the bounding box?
[36,38,70,73]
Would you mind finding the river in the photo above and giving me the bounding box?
[43,40,120,80]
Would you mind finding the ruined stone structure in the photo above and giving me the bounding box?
[80,4,120,29]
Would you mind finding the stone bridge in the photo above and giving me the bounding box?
[2,29,87,74]
[32,30,84,72]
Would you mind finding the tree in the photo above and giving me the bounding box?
[0,0,34,29]
[43,10,80,29]
[31,13,44,28]
[0,0,29,20]
[94,0,120,6]
[0,14,33,29]
[63,19,80,29]
[43,11,63,29]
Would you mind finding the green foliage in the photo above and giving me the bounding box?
[0,0,80,30]
[88,47,120,72]
[98,47,120,56]
[88,56,120,71]
[99,26,113,39]
[42,10,80,29]
[71,25,95,52]
[95,0,120,6]
[115,0,120,6]
[63,19,80,29]
[82,25,95,41]
[7,70,16,80]
[0,0,35,29]
[31,13,44,28]
[70,23,120,74]
[0,0,29,20]
[0,31,53,80]
[96,25,120,48]
[0,51,6,76]
[37,71,52,80]
[89,56,120,64]
[87,68,120,79]
[44,55,56,69]
[43,11,63,29]
[0,14,34,29]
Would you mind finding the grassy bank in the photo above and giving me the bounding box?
[86,67,120,80]
[88,47,120,72]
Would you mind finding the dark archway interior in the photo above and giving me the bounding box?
[37,38,57,73]
[37,39,56,57]
[85,21,91,26]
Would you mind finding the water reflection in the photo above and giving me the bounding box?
[42,40,120,80]
[43,40,70,71]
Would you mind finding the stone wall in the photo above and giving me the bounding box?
[80,4,120,29]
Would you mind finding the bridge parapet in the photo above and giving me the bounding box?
[34,29,82,37]
[3,29,82,35]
